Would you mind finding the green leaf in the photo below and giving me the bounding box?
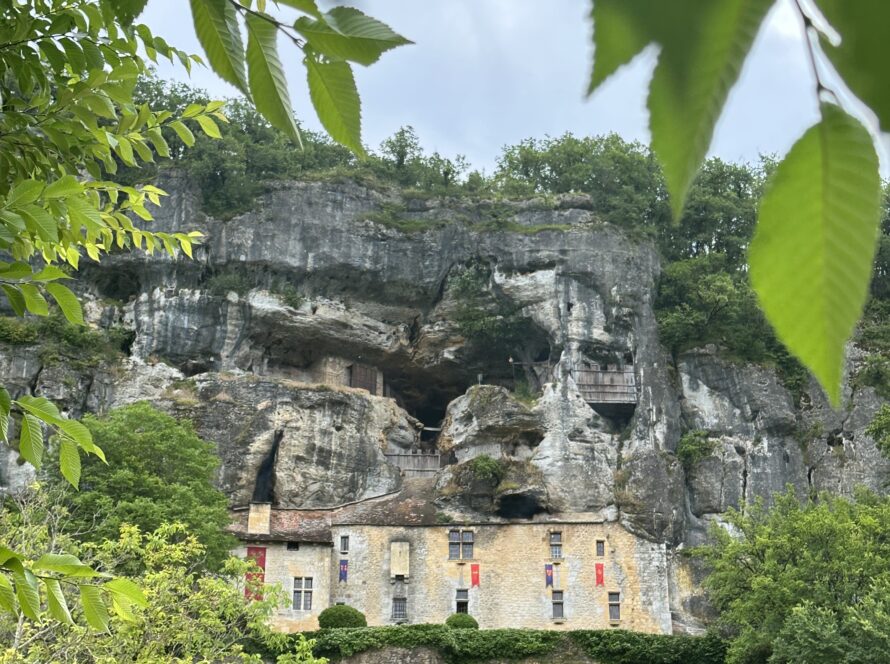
[304,53,363,155]
[45,282,85,325]
[195,114,222,138]
[44,175,84,199]
[18,414,44,469]
[66,197,104,234]
[80,584,110,632]
[105,578,147,607]
[588,0,772,218]
[245,12,301,142]
[13,569,39,620]
[278,0,322,17]
[190,0,249,94]
[169,120,196,148]
[32,265,71,282]
[60,436,82,489]
[33,553,101,578]
[43,578,73,624]
[816,0,890,132]
[0,575,16,615]
[5,179,43,208]
[19,205,60,242]
[1,285,25,317]
[104,0,149,24]
[749,104,882,405]
[0,387,10,443]
[295,6,411,66]
[19,283,49,317]
[17,395,63,424]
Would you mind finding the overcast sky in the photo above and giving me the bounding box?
[140,0,866,174]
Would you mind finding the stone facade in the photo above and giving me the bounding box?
[233,502,672,633]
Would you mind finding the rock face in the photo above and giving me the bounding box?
[2,175,886,632]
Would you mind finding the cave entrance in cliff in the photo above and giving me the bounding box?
[252,430,283,504]
[495,493,547,519]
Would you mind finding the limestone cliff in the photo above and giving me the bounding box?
[0,175,885,631]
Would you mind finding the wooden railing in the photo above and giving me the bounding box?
[384,453,441,477]
[575,367,638,404]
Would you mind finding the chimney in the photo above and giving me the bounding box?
[247,502,271,536]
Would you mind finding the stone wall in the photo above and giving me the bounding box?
[233,541,333,632]
[251,521,671,633]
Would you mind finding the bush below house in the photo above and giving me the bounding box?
[318,605,368,629]
[267,626,727,664]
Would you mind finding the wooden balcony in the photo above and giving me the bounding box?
[575,365,637,418]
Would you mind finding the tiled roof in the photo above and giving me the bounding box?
[228,478,438,542]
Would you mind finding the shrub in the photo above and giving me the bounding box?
[469,455,504,482]
[445,613,479,629]
[0,317,39,345]
[206,271,253,296]
[318,605,367,629]
[676,430,716,470]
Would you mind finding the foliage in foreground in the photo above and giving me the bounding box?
[277,625,725,664]
[694,488,890,664]
[0,489,293,663]
[47,403,235,571]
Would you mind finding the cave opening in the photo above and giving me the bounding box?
[496,493,547,519]
[252,429,283,503]
[91,268,142,303]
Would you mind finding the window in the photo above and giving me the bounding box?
[287,541,300,551]
[608,592,620,621]
[550,532,563,559]
[392,597,407,621]
[448,530,460,559]
[293,577,313,611]
[462,531,474,559]
[340,535,349,554]
[455,589,469,614]
[596,540,605,557]
[448,530,474,559]
[552,590,564,619]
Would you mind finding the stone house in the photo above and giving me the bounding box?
[230,482,672,634]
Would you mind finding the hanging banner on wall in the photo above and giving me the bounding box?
[339,559,348,583]
[545,563,554,587]
[245,546,266,600]
[595,562,604,587]
[471,563,480,587]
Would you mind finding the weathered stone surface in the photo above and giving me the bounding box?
[2,177,887,631]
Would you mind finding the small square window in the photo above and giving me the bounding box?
[340,535,349,553]
[596,540,605,557]
[456,588,469,614]
[552,590,564,619]
[392,597,407,621]
[287,541,300,551]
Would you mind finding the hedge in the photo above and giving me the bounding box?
[445,613,480,629]
[317,605,367,629]
[281,626,726,664]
